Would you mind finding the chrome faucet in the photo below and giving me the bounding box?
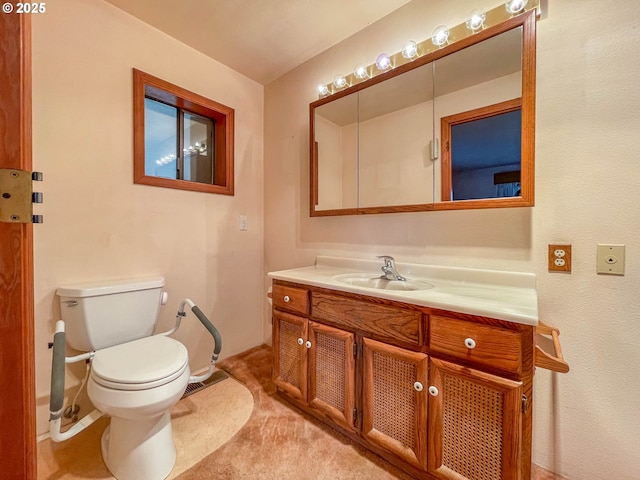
[377,255,406,281]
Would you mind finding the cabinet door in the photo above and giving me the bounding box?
[272,310,308,401]
[362,338,428,469]
[308,322,356,430]
[428,358,523,480]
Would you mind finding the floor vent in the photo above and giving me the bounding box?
[182,370,229,399]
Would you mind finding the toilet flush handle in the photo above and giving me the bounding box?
[161,291,169,305]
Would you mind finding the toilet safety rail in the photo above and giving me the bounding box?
[158,298,223,383]
[48,298,222,442]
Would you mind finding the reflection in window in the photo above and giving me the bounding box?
[182,112,214,184]
[144,99,177,179]
[144,100,215,185]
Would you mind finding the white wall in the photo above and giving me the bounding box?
[264,1,640,479]
[32,0,264,435]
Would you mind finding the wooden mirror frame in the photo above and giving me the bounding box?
[310,10,536,216]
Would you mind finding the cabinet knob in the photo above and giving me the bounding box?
[283,295,291,303]
[428,386,439,397]
[297,337,304,345]
[413,381,423,392]
[305,340,312,349]
[464,337,476,349]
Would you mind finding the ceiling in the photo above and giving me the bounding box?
[104,0,413,85]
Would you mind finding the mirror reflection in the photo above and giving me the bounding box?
[314,63,436,212]
[358,63,435,208]
[435,27,523,202]
[310,12,535,216]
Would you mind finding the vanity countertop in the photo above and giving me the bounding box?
[268,256,538,326]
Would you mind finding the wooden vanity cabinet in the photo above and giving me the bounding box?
[362,338,428,469]
[271,280,535,480]
[272,308,356,430]
[427,358,523,480]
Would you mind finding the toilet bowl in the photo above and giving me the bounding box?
[50,277,222,480]
[87,335,190,480]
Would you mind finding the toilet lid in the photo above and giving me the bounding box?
[91,335,189,390]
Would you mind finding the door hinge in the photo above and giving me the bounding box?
[0,169,44,223]
[522,394,529,414]
[353,342,357,357]
[353,408,358,426]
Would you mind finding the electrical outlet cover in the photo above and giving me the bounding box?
[548,244,572,273]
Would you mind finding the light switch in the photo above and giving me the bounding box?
[596,244,625,275]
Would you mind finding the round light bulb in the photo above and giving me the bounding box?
[333,74,347,89]
[354,64,368,79]
[466,9,486,31]
[318,84,330,96]
[402,40,418,59]
[432,25,449,47]
[376,53,392,71]
[505,0,528,14]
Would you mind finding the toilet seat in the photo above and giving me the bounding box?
[91,335,189,391]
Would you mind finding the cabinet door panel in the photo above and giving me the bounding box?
[308,322,356,430]
[362,338,428,469]
[273,311,308,401]
[428,358,523,480]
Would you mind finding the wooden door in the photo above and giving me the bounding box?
[428,358,523,480]
[308,321,355,430]
[0,14,36,480]
[362,338,428,469]
[272,310,308,401]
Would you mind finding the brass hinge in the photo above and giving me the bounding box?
[353,343,357,357]
[0,169,43,223]
[522,394,529,414]
[353,408,358,426]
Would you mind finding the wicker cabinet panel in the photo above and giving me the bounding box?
[430,315,522,374]
[428,358,523,480]
[272,311,308,401]
[308,322,356,430]
[312,291,423,346]
[362,337,428,469]
[273,284,309,315]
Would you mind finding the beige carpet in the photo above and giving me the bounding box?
[177,345,415,480]
[37,373,253,479]
[177,344,569,480]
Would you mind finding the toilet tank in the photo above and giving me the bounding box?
[57,277,165,352]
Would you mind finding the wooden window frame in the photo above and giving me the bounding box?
[440,97,522,202]
[133,68,234,195]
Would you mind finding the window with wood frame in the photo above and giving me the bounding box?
[133,69,234,195]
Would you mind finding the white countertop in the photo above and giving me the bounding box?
[268,256,538,326]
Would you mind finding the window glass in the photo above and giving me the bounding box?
[144,98,178,179]
[183,112,214,184]
[133,69,234,195]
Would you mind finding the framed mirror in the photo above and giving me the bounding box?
[310,10,536,216]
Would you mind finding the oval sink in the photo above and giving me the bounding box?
[334,274,434,292]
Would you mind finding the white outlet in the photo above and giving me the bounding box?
[554,249,566,258]
[239,215,248,231]
[597,244,625,275]
[554,258,566,267]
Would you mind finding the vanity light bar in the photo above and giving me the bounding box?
[317,0,540,98]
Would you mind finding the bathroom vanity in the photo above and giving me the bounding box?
[268,256,567,480]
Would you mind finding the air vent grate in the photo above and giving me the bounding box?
[182,370,229,399]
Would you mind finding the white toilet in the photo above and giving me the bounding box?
[57,277,190,480]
